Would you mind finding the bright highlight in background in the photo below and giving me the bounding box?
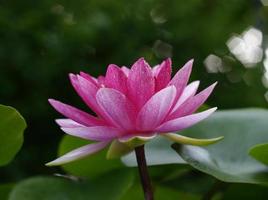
[227,27,263,68]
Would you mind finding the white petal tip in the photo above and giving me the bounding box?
[211,82,218,88]
[45,160,60,167]
[212,107,218,111]
[48,99,57,105]
[69,73,76,78]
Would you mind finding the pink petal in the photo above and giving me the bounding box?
[169,59,193,100]
[168,82,217,119]
[171,81,200,113]
[55,119,84,128]
[98,76,105,86]
[48,99,104,126]
[136,86,176,131]
[79,71,98,86]
[105,64,128,94]
[46,141,109,166]
[156,107,217,132]
[70,74,102,116]
[96,88,137,130]
[152,64,160,76]
[121,66,130,76]
[77,75,111,119]
[61,126,121,141]
[155,58,172,92]
[127,58,155,109]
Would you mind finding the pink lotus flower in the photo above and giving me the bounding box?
[46,58,221,166]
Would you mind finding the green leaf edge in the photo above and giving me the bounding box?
[0,104,27,166]
[249,143,268,165]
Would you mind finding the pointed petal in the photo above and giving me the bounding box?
[169,82,217,119]
[70,74,102,116]
[155,58,172,91]
[79,71,98,86]
[46,141,109,166]
[121,66,130,76]
[127,58,155,109]
[96,88,136,130]
[156,107,217,132]
[163,133,223,146]
[171,81,200,113]
[76,75,110,118]
[152,64,160,76]
[136,86,176,131]
[98,76,105,86]
[152,64,160,77]
[105,64,127,94]
[48,99,104,126]
[61,126,121,141]
[169,59,193,99]
[55,119,84,128]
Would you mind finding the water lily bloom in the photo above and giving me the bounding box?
[46,58,221,166]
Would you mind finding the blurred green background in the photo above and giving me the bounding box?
[1,0,268,190]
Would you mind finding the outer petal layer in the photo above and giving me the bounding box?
[55,119,84,128]
[136,86,176,131]
[171,81,200,112]
[70,74,103,117]
[61,126,121,141]
[46,141,109,166]
[156,107,217,132]
[48,99,104,126]
[163,133,223,146]
[106,140,133,159]
[79,71,98,86]
[118,134,156,148]
[169,82,217,119]
[169,59,193,100]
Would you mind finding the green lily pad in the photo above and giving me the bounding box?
[222,184,268,199]
[58,135,123,178]
[173,109,268,184]
[154,186,200,200]
[0,183,14,200]
[9,170,134,200]
[0,104,26,166]
[249,143,268,165]
[162,170,217,195]
[120,184,200,200]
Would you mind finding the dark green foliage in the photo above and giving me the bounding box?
[2,0,268,199]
